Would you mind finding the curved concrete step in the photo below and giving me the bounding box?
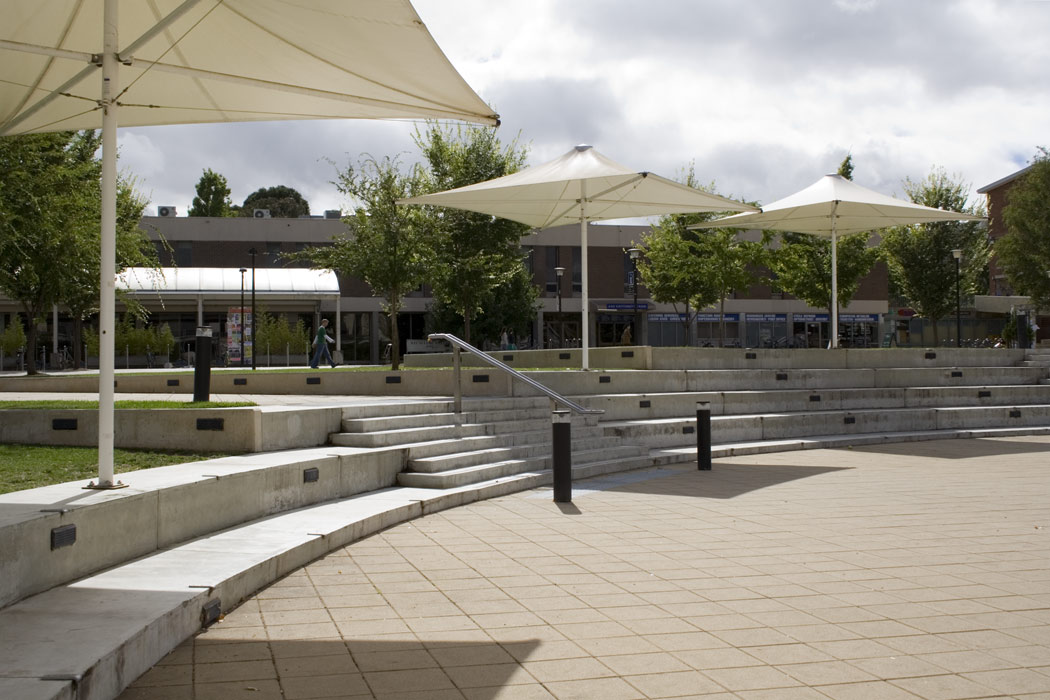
[399,444,650,489]
[605,404,1050,448]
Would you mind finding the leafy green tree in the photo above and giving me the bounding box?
[694,228,765,345]
[997,148,1050,309]
[427,263,539,347]
[292,155,429,369]
[61,169,156,369]
[240,185,310,218]
[188,168,233,217]
[247,309,309,362]
[764,155,879,326]
[881,168,989,344]
[638,223,714,345]
[414,123,532,343]
[0,130,156,373]
[639,166,758,346]
[1,319,26,360]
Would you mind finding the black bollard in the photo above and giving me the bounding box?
[552,410,572,503]
[193,327,212,402]
[696,401,711,471]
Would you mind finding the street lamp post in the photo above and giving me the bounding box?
[239,267,247,366]
[952,249,962,348]
[628,248,642,345]
[554,266,565,348]
[249,248,257,370]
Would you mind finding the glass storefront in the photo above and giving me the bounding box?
[745,313,788,348]
[696,313,740,347]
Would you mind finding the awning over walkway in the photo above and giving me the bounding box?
[118,267,340,302]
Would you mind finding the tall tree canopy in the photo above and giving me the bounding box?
[639,167,760,346]
[188,168,233,217]
[0,130,154,373]
[414,123,533,344]
[240,185,310,218]
[881,168,989,344]
[293,155,430,370]
[997,148,1050,308]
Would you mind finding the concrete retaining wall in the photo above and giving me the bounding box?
[402,346,1026,371]
[0,406,343,452]
[0,447,404,609]
[607,405,1050,448]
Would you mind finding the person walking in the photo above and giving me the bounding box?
[310,318,337,368]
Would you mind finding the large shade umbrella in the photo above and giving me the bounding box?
[690,174,984,348]
[1,0,497,488]
[400,144,758,368]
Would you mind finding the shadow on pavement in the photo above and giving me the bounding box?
[569,463,849,500]
[120,634,542,699]
[846,436,1050,460]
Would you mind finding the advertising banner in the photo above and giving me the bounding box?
[227,307,253,363]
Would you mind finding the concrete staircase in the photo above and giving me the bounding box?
[329,397,651,489]
[588,382,1050,450]
[1024,348,1050,381]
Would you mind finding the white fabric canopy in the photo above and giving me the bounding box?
[401,143,755,227]
[1,0,493,489]
[690,174,983,236]
[691,174,985,347]
[0,0,498,134]
[401,144,758,368]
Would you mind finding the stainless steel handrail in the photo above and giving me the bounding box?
[427,333,602,415]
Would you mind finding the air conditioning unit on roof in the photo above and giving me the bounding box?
[253,209,271,218]
[157,205,177,217]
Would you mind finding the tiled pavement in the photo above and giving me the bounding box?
[119,436,1050,699]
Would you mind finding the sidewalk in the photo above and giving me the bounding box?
[119,436,1050,700]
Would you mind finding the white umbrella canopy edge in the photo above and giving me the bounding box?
[689,174,985,348]
[401,144,758,229]
[1,0,497,489]
[0,0,500,134]
[400,144,759,368]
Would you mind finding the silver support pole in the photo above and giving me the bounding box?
[92,0,121,488]
[830,200,839,349]
[580,185,589,370]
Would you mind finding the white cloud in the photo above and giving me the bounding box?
[116,0,1050,217]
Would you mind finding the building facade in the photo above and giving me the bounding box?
[0,214,892,367]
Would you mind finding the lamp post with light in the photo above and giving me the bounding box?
[554,266,565,348]
[249,248,257,370]
[952,249,962,348]
[628,248,642,345]
[239,267,247,366]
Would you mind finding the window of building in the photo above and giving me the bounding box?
[174,241,192,267]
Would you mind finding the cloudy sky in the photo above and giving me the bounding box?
[118,0,1049,218]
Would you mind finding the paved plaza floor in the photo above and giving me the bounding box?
[120,436,1050,700]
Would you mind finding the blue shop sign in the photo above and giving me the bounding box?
[745,313,787,322]
[840,314,879,323]
[697,313,740,322]
[607,302,649,310]
[794,313,829,322]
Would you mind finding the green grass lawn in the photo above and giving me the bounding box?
[0,400,255,409]
[0,444,233,494]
